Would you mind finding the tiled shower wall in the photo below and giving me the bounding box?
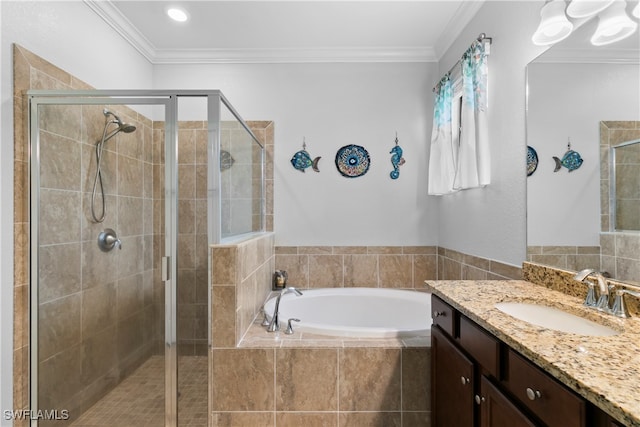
[14,45,156,424]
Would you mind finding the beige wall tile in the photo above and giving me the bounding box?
[276,348,338,411]
[339,348,401,411]
[39,294,81,361]
[39,188,82,245]
[276,412,338,427]
[39,243,81,302]
[211,247,237,285]
[309,255,344,288]
[211,348,275,411]
[344,255,378,287]
[414,255,437,285]
[117,155,144,198]
[82,282,117,338]
[38,345,82,414]
[379,255,412,288]
[276,254,309,288]
[402,411,431,427]
[338,412,401,427]
[402,348,430,411]
[39,130,82,191]
[211,412,274,427]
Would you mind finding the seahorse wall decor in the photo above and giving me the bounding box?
[389,134,405,179]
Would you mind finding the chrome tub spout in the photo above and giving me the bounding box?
[267,287,303,332]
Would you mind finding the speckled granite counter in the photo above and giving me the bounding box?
[424,280,640,427]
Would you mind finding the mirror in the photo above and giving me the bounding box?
[526,8,640,284]
[611,139,640,231]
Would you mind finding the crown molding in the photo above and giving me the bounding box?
[85,0,439,64]
[152,47,438,64]
[84,0,156,62]
[434,0,485,60]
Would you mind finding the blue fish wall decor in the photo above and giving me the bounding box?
[553,139,583,172]
[291,138,321,173]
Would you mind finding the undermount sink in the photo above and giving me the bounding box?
[495,302,620,337]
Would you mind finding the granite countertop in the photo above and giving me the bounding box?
[423,280,640,427]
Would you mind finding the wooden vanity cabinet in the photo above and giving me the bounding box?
[431,325,475,426]
[431,294,616,427]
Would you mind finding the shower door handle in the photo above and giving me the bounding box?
[162,256,171,281]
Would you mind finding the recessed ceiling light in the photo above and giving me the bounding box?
[167,7,189,22]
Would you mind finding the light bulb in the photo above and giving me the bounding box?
[591,1,638,45]
[532,0,574,46]
[567,0,616,18]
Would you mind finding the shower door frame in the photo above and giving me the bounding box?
[27,89,255,427]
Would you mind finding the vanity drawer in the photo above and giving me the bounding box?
[458,315,500,378]
[506,349,586,427]
[431,295,455,337]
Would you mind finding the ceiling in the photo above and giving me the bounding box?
[85,0,485,64]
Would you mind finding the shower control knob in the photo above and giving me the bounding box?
[98,228,122,252]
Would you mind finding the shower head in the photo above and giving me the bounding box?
[103,109,137,134]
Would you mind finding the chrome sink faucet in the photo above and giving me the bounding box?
[267,287,303,332]
[574,269,611,312]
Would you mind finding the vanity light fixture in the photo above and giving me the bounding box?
[167,7,189,22]
[532,0,574,45]
[590,1,638,45]
[566,0,615,18]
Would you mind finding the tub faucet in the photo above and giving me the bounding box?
[267,287,302,332]
[574,269,611,312]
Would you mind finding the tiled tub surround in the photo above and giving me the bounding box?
[275,245,521,289]
[423,279,640,426]
[213,330,431,427]
[211,238,431,426]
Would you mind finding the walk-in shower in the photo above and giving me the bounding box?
[27,90,265,427]
[91,108,137,223]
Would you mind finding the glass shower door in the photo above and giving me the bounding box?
[29,95,177,427]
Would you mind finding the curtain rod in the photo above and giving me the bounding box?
[432,33,492,93]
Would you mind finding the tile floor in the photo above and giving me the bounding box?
[70,356,207,426]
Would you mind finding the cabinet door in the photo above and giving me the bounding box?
[479,375,537,427]
[432,325,475,427]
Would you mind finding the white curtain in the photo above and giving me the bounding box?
[454,40,490,190]
[427,75,457,195]
[428,40,490,196]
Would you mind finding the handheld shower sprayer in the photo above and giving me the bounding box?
[90,109,137,223]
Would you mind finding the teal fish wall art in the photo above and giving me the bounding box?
[553,139,583,172]
[389,133,405,179]
[290,138,321,172]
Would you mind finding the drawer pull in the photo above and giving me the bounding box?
[526,387,542,401]
[475,394,485,404]
[433,311,445,317]
[461,376,470,385]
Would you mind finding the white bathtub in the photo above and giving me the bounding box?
[263,288,432,338]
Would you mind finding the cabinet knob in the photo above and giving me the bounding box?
[460,376,470,385]
[475,395,485,404]
[526,387,542,401]
[433,311,445,317]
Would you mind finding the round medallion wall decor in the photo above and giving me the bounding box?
[335,144,370,178]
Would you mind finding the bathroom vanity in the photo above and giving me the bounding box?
[425,280,640,427]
